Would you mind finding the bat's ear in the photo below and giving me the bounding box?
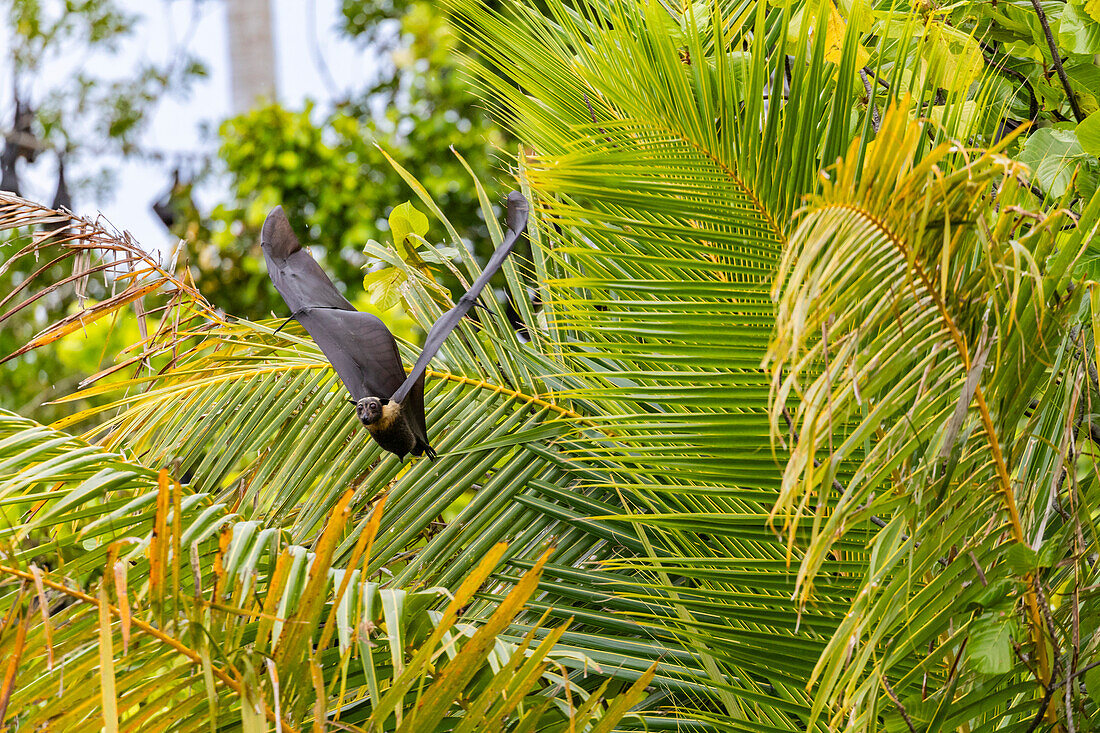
[261,205,302,259]
[505,191,529,234]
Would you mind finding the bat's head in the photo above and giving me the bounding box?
[356,396,387,425]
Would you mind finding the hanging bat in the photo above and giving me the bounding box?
[261,191,530,460]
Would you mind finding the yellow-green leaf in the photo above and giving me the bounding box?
[920,23,983,93]
[401,548,553,732]
[389,201,429,257]
[363,266,406,310]
[97,582,118,733]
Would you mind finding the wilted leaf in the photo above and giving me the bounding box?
[29,565,53,670]
[787,0,870,67]
[821,0,869,66]
[0,607,27,722]
[98,581,119,733]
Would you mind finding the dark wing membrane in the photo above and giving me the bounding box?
[390,191,530,405]
[403,372,430,452]
[297,309,407,402]
[261,205,406,402]
[261,205,354,313]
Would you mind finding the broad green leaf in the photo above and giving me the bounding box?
[1058,0,1100,54]
[968,578,1016,613]
[1066,55,1100,95]
[1004,542,1039,575]
[1017,126,1089,197]
[1078,109,1100,156]
[1086,661,1100,705]
[967,614,1018,675]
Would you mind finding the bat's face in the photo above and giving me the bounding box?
[356,396,386,425]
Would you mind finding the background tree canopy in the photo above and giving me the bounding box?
[2,0,507,422]
[1,0,1100,731]
[0,0,206,425]
[165,0,511,320]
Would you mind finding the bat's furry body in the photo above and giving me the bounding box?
[261,192,529,459]
[364,400,417,458]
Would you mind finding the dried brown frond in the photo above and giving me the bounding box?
[0,192,225,379]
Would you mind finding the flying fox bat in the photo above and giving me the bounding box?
[261,191,530,459]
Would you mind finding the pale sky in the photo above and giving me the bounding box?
[4,0,381,252]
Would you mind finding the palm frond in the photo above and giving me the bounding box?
[450,0,1099,728]
[0,410,662,730]
[0,178,697,726]
[766,102,1100,727]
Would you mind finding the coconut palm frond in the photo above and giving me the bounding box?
[0,175,695,725]
[767,102,1100,727]
[451,0,1098,728]
[0,191,218,367]
[0,411,660,730]
[6,0,1095,726]
[449,0,905,724]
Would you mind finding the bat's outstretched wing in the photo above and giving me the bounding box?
[297,309,408,403]
[262,206,355,313]
[261,206,409,404]
[390,191,530,405]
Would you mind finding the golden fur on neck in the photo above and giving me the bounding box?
[368,400,403,433]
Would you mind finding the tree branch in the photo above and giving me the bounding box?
[881,674,917,733]
[862,66,891,90]
[860,69,882,133]
[1028,0,1085,123]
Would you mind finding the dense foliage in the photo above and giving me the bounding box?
[169,0,509,320]
[1,0,1099,731]
[0,0,204,423]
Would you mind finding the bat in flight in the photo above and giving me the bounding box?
[261,191,530,460]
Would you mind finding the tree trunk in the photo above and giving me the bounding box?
[225,0,277,113]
